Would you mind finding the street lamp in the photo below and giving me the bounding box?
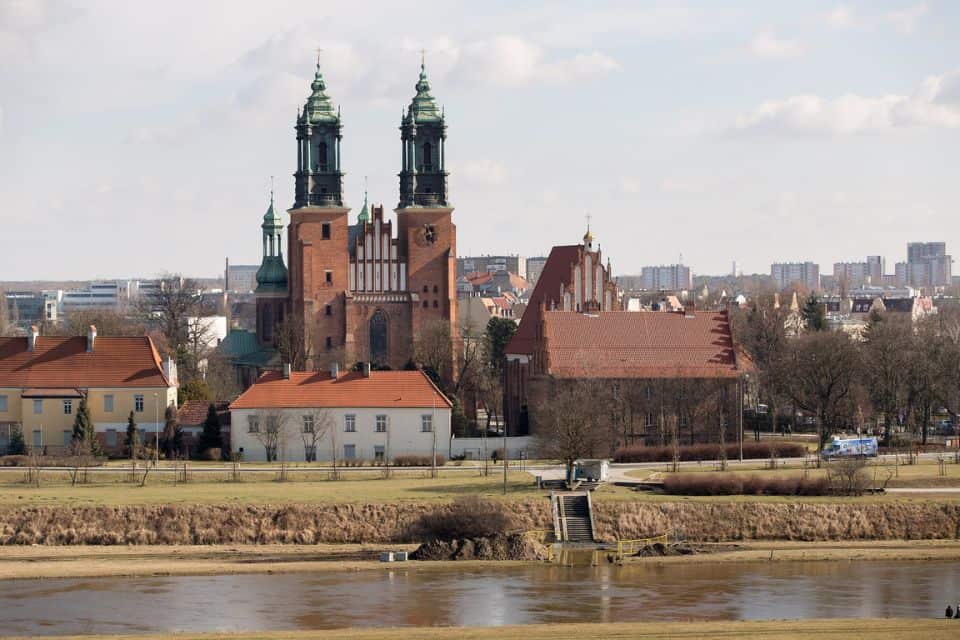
[153,393,159,467]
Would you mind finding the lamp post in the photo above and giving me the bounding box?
[153,393,159,467]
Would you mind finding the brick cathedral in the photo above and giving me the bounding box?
[253,59,457,370]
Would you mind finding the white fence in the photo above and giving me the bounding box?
[450,436,533,460]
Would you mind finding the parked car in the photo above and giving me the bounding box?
[821,436,878,459]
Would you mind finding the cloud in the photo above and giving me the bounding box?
[731,70,960,136]
[826,5,857,29]
[0,0,83,61]
[749,32,803,59]
[459,159,508,185]
[885,3,928,35]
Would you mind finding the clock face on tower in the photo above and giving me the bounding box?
[415,223,438,247]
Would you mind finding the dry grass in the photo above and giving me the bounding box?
[3,619,957,640]
[613,442,807,463]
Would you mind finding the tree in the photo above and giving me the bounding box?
[299,409,334,462]
[142,275,204,381]
[780,331,860,452]
[179,379,212,404]
[251,409,291,462]
[161,404,183,459]
[7,424,26,455]
[71,397,101,457]
[125,411,140,459]
[197,404,223,456]
[412,319,454,392]
[800,292,827,332]
[529,377,607,482]
[861,315,910,445]
[484,317,517,373]
[734,302,788,438]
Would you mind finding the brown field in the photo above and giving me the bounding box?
[4,619,958,640]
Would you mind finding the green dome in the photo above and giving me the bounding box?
[256,256,288,292]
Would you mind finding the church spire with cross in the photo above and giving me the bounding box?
[294,50,344,208]
[399,52,448,208]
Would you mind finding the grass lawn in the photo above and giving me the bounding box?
[4,619,957,640]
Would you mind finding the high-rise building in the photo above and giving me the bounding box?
[771,262,820,291]
[526,257,549,287]
[640,264,692,291]
[901,242,952,288]
[457,255,526,279]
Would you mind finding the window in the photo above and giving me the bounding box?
[325,336,332,350]
[247,415,260,433]
[645,385,653,400]
[325,304,332,316]
[645,412,656,428]
[423,285,429,293]
[421,414,433,432]
[134,395,144,413]
[343,444,356,460]
[433,285,438,294]
[103,394,114,413]
[369,310,388,366]
[33,399,42,415]
[32,430,42,448]
[302,415,315,434]
[679,415,689,428]
[422,142,432,170]
[105,430,117,447]
[373,445,385,462]
[318,142,328,169]
[63,400,72,415]
[344,414,356,432]
[62,431,72,447]
[375,415,387,433]
[325,270,333,284]
[322,223,331,240]
[265,415,279,433]
[422,300,428,308]
[433,300,438,308]
[0,395,7,412]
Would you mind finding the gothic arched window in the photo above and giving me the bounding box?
[422,142,432,171]
[318,142,328,170]
[369,310,388,366]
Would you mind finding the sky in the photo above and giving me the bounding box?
[1,0,959,280]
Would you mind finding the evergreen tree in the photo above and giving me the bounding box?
[162,404,183,459]
[71,397,101,456]
[484,317,517,373]
[197,403,222,454]
[7,424,27,455]
[125,411,140,459]
[801,292,827,332]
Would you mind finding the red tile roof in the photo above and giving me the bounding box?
[540,310,742,379]
[178,400,232,426]
[506,245,582,356]
[0,336,170,389]
[230,370,453,410]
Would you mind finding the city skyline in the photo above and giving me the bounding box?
[2,1,959,280]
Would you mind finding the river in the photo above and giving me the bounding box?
[3,560,959,636]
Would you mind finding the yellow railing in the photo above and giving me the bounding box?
[614,533,668,561]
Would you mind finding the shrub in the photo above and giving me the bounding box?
[0,455,30,467]
[204,448,222,461]
[662,473,828,496]
[341,458,368,467]
[392,454,446,467]
[613,442,807,463]
[407,496,518,541]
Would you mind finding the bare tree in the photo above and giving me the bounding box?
[733,300,788,438]
[529,377,607,483]
[141,275,204,380]
[413,318,454,391]
[861,315,910,445]
[299,408,334,462]
[251,409,292,463]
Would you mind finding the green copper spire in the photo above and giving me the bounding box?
[256,188,288,293]
[407,57,441,123]
[302,60,338,124]
[357,177,370,224]
[261,189,282,231]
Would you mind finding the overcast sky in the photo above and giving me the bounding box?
[1,0,958,280]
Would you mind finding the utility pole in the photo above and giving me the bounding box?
[431,395,437,479]
[154,393,159,467]
[502,416,508,495]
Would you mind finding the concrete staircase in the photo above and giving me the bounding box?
[552,492,595,543]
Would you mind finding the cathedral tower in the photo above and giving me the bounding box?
[255,192,288,347]
[396,60,457,340]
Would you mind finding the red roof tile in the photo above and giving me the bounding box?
[506,245,581,356]
[178,400,231,426]
[541,310,742,379]
[230,370,452,410]
[0,336,170,389]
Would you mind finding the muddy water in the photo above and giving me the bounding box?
[4,561,960,636]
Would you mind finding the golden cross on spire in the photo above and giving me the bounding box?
[585,213,592,230]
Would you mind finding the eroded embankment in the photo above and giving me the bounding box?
[0,501,958,545]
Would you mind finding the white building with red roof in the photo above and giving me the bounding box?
[229,365,451,462]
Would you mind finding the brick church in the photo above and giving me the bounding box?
[253,59,457,371]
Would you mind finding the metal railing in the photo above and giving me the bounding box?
[614,533,669,561]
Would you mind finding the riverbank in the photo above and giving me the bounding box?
[3,540,960,580]
[3,619,958,640]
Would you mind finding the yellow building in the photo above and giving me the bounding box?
[0,326,177,454]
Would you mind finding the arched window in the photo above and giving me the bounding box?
[433,300,438,309]
[318,142,328,170]
[432,285,438,294]
[422,142,432,170]
[369,310,388,366]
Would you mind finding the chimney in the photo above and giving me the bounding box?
[87,325,97,352]
[163,356,179,387]
[283,363,292,379]
[329,362,340,380]
[28,325,39,351]
[362,362,371,378]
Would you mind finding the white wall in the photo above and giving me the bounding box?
[231,406,452,462]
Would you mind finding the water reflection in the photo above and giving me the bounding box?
[3,561,959,636]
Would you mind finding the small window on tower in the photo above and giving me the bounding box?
[422,285,428,293]
[318,142,328,169]
[422,300,428,308]
[433,300,438,309]
[432,285,438,294]
[423,142,432,170]
[326,336,332,350]
[322,223,331,240]
[325,304,332,316]
[325,271,333,284]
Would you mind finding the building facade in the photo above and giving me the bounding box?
[230,367,451,462]
[640,264,692,291]
[771,262,820,291]
[457,255,527,280]
[253,60,458,371]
